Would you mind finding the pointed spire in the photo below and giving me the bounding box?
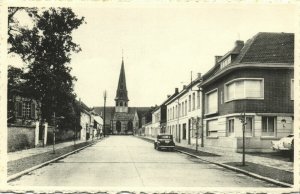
[115,57,129,101]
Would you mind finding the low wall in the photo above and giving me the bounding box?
[236,137,280,153]
[47,128,76,145]
[8,125,36,152]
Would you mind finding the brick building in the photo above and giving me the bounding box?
[201,32,294,152]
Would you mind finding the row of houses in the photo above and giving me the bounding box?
[7,93,103,152]
[141,32,294,153]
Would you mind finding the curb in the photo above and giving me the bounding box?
[7,139,102,182]
[175,149,293,188]
[136,136,293,188]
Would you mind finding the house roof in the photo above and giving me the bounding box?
[239,32,294,64]
[75,99,92,113]
[165,77,201,106]
[202,32,294,86]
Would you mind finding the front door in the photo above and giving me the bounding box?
[116,121,121,134]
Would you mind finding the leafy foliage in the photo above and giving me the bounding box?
[8,7,85,130]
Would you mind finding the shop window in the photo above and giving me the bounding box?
[245,117,253,137]
[262,116,276,136]
[227,118,234,136]
[207,119,218,137]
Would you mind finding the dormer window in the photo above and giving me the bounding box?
[220,56,231,69]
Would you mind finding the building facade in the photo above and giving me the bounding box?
[201,32,294,152]
[166,76,203,146]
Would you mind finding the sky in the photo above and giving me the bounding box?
[9,4,296,108]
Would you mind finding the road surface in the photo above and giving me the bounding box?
[9,136,277,187]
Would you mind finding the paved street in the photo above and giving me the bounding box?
[9,136,277,187]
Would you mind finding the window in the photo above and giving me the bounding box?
[197,91,200,109]
[185,100,187,115]
[181,102,184,116]
[16,101,23,117]
[172,107,174,120]
[183,124,186,140]
[120,102,123,106]
[228,118,234,136]
[262,116,276,136]
[207,119,218,137]
[220,56,231,69]
[192,93,195,110]
[245,117,253,136]
[205,89,218,114]
[22,102,31,118]
[178,104,181,117]
[291,79,294,100]
[225,79,263,101]
[188,95,191,112]
[175,105,178,118]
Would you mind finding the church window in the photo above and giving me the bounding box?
[125,102,127,106]
[120,102,123,106]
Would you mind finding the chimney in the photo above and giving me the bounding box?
[183,85,187,90]
[167,95,171,98]
[175,88,179,93]
[215,56,222,64]
[235,40,244,47]
[197,73,202,79]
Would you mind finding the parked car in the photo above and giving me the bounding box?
[154,134,175,151]
[271,134,294,151]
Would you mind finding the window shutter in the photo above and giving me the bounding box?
[31,103,36,119]
[16,102,23,117]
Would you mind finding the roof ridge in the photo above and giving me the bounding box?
[233,33,259,64]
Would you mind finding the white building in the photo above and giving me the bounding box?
[166,75,202,146]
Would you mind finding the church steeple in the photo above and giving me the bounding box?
[115,58,129,113]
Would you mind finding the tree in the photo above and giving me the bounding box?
[8,7,85,130]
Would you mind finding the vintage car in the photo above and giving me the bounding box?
[154,134,175,151]
[271,134,294,151]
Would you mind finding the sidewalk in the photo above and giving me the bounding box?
[8,139,87,162]
[138,135,294,186]
[8,138,101,177]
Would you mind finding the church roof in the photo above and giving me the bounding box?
[115,59,129,101]
[93,106,151,122]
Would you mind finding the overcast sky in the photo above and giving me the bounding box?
[9,4,296,108]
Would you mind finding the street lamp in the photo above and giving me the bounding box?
[52,112,64,154]
[103,90,107,137]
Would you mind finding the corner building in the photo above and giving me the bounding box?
[202,32,294,152]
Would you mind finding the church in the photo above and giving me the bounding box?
[94,58,150,135]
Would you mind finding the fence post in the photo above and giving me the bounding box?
[44,122,48,146]
[35,121,39,147]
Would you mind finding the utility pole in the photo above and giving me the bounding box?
[239,112,246,166]
[103,90,107,137]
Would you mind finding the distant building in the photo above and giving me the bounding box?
[76,99,92,140]
[94,58,151,135]
[201,32,294,152]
